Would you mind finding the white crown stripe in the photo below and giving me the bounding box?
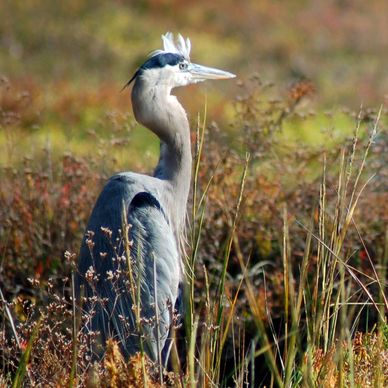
[149,32,191,61]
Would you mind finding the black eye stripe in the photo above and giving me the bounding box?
[126,53,187,86]
[141,53,184,71]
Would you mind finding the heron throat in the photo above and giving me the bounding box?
[131,79,192,237]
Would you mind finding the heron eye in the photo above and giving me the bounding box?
[179,62,188,70]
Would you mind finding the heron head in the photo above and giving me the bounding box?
[125,33,235,90]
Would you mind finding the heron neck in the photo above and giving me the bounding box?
[154,136,192,231]
[132,80,192,232]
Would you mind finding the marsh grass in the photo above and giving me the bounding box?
[1,78,387,386]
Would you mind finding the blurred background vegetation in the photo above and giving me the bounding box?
[1,0,388,168]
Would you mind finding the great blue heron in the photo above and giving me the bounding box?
[77,32,235,365]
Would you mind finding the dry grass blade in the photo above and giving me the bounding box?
[352,219,388,312]
[296,220,385,321]
[69,270,78,388]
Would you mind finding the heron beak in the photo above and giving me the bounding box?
[188,63,236,81]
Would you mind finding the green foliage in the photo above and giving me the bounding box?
[11,318,41,388]
[383,324,388,350]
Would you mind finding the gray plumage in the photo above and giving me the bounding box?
[77,32,235,364]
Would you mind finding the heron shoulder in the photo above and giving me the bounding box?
[106,172,170,203]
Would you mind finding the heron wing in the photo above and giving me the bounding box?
[77,173,180,361]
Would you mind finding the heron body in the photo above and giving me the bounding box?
[77,33,235,364]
